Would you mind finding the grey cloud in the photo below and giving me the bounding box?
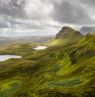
[81,0,95,6]
[0,0,95,25]
[0,0,26,18]
[0,23,8,28]
[52,0,95,25]
[0,0,95,36]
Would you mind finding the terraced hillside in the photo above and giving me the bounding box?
[0,27,95,97]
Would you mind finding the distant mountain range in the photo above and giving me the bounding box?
[79,26,95,35]
[0,36,53,46]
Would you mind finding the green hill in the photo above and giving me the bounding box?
[0,27,95,97]
[47,26,83,46]
[56,26,82,39]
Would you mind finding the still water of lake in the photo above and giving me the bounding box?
[33,46,48,50]
[0,55,22,61]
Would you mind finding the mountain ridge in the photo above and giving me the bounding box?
[56,26,82,39]
[47,26,83,46]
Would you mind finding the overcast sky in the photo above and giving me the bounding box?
[0,0,95,36]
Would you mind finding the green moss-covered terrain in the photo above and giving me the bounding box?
[0,26,95,97]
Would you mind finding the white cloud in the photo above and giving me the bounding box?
[24,0,54,19]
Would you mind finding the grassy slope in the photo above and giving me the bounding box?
[0,34,95,97]
[47,27,83,47]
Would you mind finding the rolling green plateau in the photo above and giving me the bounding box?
[0,26,95,97]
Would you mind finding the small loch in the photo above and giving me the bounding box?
[33,46,48,50]
[0,55,22,61]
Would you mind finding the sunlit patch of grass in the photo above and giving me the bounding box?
[0,78,22,97]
